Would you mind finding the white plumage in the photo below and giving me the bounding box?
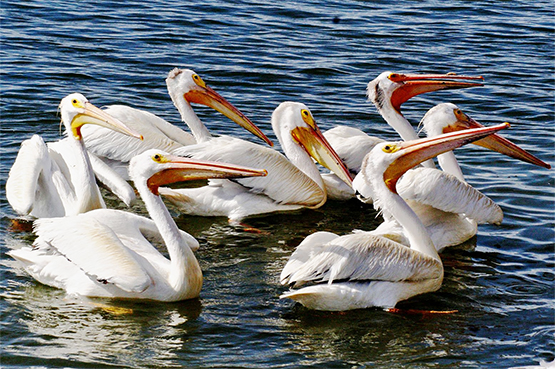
[354,103,549,250]
[323,72,485,199]
[158,102,353,221]
[6,93,142,218]
[81,68,272,178]
[280,123,510,311]
[9,149,267,301]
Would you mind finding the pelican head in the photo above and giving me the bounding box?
[165,68,273,146]
[367,71,484,114]
[420,103,551,169]
[60,93,144,141]
[272,102,353,187]
[129,149,268,195]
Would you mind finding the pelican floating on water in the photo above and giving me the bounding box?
[158,102,353,222]
[8,150,267,301]
[6,93,143,218]
[81,68,272,178]
[325,72,549,249]
[354,103,551,250]
[280,123,510,311]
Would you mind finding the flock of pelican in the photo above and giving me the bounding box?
[6,69,550,310]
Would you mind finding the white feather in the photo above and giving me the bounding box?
[398,167,503,224]
[82,104,196,165]
[161,102,351,221]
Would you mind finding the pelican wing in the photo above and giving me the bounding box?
[398,167,503,224]
[6,135,50,215]
[6,135,70,216]
[83,209,200,253]
[88,152,136,206]
[324,126,384,173]
[82,105,196,163]
[173,136,324,206]
[46,139,104,211]
[280,231,340,283]
[33,214,152,293]
[281,232,441,287]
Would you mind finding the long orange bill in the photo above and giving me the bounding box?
[147,154,268,194]
[389,73,484,113]
[72,102,144,141]
[443,114,551,169]
[291,116,353,187]
[184,85,273,146]
[384,123,510,192]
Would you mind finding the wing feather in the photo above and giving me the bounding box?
[81,105,196,163]
[398,167,503,224]
[282,232,441,287]
[88,152,136,206]
[82,209,200,253]
[33,214,152,293]
[280,231,340,283]
[6,135,69,216]
[173,136,324,206]
[6,135,49,215]
[324,126,384,173]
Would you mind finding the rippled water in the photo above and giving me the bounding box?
[1,1,554,367]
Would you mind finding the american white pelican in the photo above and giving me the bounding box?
[6,93,143,218]
[8,150,267,301]
[81,68,272,178]
[354,103,551,250]
[158,102,353,222]
[280,123,510,311]
[322,72,485,199]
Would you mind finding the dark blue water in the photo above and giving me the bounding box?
[1,1,554,367]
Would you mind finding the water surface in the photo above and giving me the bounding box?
[1,1,554,367]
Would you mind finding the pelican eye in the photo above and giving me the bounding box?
[152,154,165,163]
[300,109,316,128]
[382,144,399,153]
[192,74,206,88]
[71,98,84,108]
[453,108,468,121]
[388,73,403,82]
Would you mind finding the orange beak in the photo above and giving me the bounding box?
[71,101,144,141]
[291,114,353,187]
[389,73,484,113]
[384,123,511,192]
[184,85,273,147]
[147,154,268,195]
[442,114,551,169]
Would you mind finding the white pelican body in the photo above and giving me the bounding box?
[159,102,353,221]
[8,150,267,301]
[280,123,510,311]
[356,167,499,251]
[354,103,550,250]
[81,68,272,178]
[6,93,143,218]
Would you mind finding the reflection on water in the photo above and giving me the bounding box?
[2,246,202,368]
[285,314,465,366]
